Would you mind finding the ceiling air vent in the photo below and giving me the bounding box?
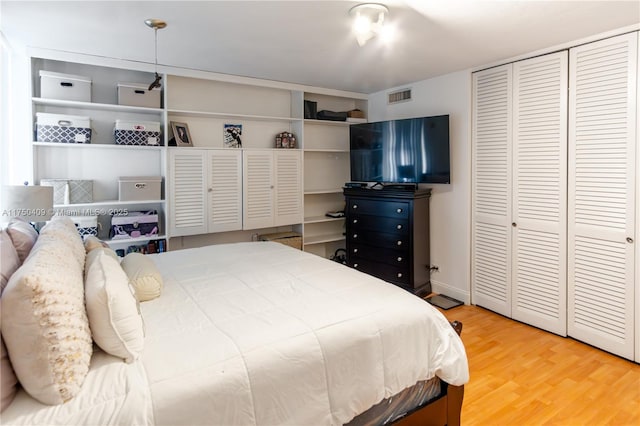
[388,88,412,104]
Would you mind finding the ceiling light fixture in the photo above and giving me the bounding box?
[144,18,167,91]
[349,3,390,47]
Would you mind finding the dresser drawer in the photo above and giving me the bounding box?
[349,243,408,267]
[347,229,408,248]
[347,198,409,219]
[350,259,410,285]
[348,214,409,235]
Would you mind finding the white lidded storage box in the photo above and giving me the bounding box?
[39,70,92,102]
[36,113,92,144]
[118,176,162,201]
[114,120,161,146]
[117,83,161,108]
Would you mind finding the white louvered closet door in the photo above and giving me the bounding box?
[512,52,568,336]
[472,64,513,317]
[208,150,242,233]
[568,32,637,360]
[168,149,207,237]
[243,150,274,230]
[274,150,302,226]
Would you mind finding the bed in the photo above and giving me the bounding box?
[1,218,468,426]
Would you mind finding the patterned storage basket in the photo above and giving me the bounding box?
[73,216,98,238]
[114,120,161,146]
[36,113,91,144]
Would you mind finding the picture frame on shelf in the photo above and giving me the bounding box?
[170,122,193,147]
[223,124,243,148]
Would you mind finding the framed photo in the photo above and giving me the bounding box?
[171,122,193,147]
[223,124,243,148]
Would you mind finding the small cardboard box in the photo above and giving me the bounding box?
[347,109,365,118]
[118,176,162,201]
[117,83,161,108]
[40,70,91,102]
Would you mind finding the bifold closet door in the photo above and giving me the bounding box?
[207,150,242,233]
[168,149,207,237]
[568,32,637,360]
[472,64,513,317]
[511,52,568,336]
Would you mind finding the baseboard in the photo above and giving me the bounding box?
[430,279,470,305]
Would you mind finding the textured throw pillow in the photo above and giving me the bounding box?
[121,253,163,302]
[5,218,38,263]
[0,230,21,293]
[37,216,86,271]
[84,249,144,363]
[1,222,92,405]
[83,235,109,253]
[0,303,18,412]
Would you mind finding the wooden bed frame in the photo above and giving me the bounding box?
[393,320,465,426]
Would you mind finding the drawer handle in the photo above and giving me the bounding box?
[397,256,402,262]
[396,208,403,213]
[60,82,73,87]
[134,89,146,94]
[354,263,359,268]
[397,273,403,278]
[397,240,402,246]
[353,234,358,239]
[396,224,402,230]
[353,204,358,209]
[353,248,358,253]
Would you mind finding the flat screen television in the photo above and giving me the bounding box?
[349,115,450,184]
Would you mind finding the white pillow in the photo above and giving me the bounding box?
[84,249,144,363]
[1,227,92,405]
[0,230,20,293]
[121,253,163,302]
[5,218,38,264]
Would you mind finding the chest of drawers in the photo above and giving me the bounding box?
[343,187,431,296]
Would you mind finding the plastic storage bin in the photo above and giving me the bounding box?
[36,113,91,144]
[114,120,161,146]
[39,70,91,102]
[117,83,161,108]
[118,176,162,201]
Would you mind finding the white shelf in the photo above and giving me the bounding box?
[106,234,167,245]
[304,119,353,126]
[304,189,344,195]
[33,141,164,150]
[32,97,163,114]
[303,233,345,245]
[303,148,349,153]
[168,108,301,123]
[54,199,165,208]
[304,215,344,224]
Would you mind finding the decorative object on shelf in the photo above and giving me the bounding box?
[349,3,392,47]
[170,121,193,147]
[35,113,92,144]
[110,210,159,240]
[0,184,54,224]
[304,100,317,119]
[223,123,243,148]
[275,131,296,148]
[114,120,161,146]
[144,18,167,91]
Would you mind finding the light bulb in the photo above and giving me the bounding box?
[353,13,372,35]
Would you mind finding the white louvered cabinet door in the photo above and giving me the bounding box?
[168,149,207,237]
[512,52,568,336]
[274,150,302,226]
[207,149,242,233]
[568,33,637,360]
[472,64,513,317]
[243,150,274,230]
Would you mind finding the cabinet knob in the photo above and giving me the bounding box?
[353,248,358,253]
[397,273,403,278]
[396,224,402,230]
[397,240,402,246]
[396,208,403,213]
[627,237,634,243]
[207,188,213,193]
[353,234,358,239]
[512,222,517,227]
[397,256,402,262]
[353,219,358,224]
[354,263,359,268]
[353,204,358,209]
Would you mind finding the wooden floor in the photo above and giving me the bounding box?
[437,305,640,426]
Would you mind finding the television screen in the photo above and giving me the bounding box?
[349,115,450,184]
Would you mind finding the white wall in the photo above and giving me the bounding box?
[368,70,471,303]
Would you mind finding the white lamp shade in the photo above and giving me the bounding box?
[1,185,54,223]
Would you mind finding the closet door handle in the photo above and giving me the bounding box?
[512,222,517,227]
[627,237,634,243]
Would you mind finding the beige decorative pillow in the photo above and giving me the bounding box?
[121,253,163,302]
[0,230,20,293]
[84,250,144,363]
[0,303,18,412]
[83,235,109,253]
[1,225,92,405]
[5,218,38,263]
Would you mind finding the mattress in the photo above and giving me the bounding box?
[2,242,468,425]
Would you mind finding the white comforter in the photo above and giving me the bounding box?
[3,242,468,425]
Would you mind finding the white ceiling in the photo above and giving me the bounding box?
[2,0,639,94]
